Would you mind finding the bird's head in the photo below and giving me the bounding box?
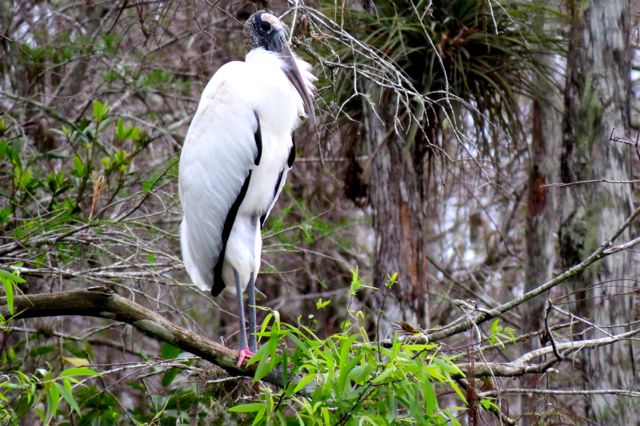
[244,10,315,120]
[245,10,287,52]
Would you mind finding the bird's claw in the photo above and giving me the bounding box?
[236,347,254,368]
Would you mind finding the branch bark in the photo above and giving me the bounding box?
[0,286,283,385]
[455,326,640,379]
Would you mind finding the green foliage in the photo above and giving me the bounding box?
[92,99,110,124]
[0,366,99,425]
[0,94,154,268]
[488,319,516,348]
[0,269,25,316]
[322,0,561,146]
[228,308,471,425]
[349,267,375,296]
[315,298,331,310]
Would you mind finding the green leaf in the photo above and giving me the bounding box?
[115,118,127,140]
[252,405,266,425]
[349,267,361,296]
[228,403,265,413]
[55,380,80,414]
[160,342,182,359]
[1,276,14,315]
[45,382,60,424]
[142,179,154,193]
[315,298,331,310]
[480,398,499,411]
[29,345,55,357]
[0,270,24,316]
[18,168,33,190]
[92,99,109,123]
[130,127,141,142]
[102,156,111,170]
[59,367,99,378]
[71,154,85,178]
[128,381,145,392]
[252,335,279,381]
[292,373,315,394]
[490,319,500,335]
[371,366,395,385]
[161,367,180,387]
[422,379,437,415]
[385,272,398,288]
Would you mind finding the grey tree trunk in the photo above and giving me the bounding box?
[364,92,430,334]
[521,52,562,424]
[560,0,636,423]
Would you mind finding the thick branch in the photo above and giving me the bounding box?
[455,327,640,378]
[1,287,282,385]
[455,358,558,379]
[513,327,640,364]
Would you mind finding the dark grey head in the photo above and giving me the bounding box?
[244,10,315,119]
[244,10,288,52]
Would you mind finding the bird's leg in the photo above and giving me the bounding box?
[234,269,253,367]
[247,273,257,352]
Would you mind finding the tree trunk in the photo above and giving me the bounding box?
[521,51,563,424]
[560,0,636,423]
[365,92,430,334]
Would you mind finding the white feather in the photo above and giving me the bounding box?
[179,48,315,294]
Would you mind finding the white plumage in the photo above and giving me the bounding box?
[180,48,314,293]
[178,10,315,364]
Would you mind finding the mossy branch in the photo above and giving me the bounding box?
[0,286,285,386]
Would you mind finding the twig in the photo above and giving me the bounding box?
[457,378,516,425]
[544,300,563,362]
[479,388,640,398]
[543,178,640,188]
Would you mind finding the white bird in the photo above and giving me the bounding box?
[179,10,315,367]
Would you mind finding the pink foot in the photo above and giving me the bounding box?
[236,347,254,368]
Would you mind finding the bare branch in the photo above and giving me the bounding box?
[480,388,640,399]
[422,204,640,342]
[543,178,640,187]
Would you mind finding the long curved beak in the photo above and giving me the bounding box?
[278,39,315,121]
[267,29,315,121]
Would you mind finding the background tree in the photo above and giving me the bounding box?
[521,2,563,422]
[559,0,638,422]
[326,0,550,330]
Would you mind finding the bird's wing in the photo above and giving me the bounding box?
[260,136,295,227]
[179,62,260,292]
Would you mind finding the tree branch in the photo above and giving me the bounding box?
[423,204,640,342]
[455,327,640,378]
[4,286,638,386]
[0,286,283,386]
[479,388,640,399]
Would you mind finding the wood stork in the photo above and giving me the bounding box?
[179,10,315,367]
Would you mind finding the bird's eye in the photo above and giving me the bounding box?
[260,21,271,32]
